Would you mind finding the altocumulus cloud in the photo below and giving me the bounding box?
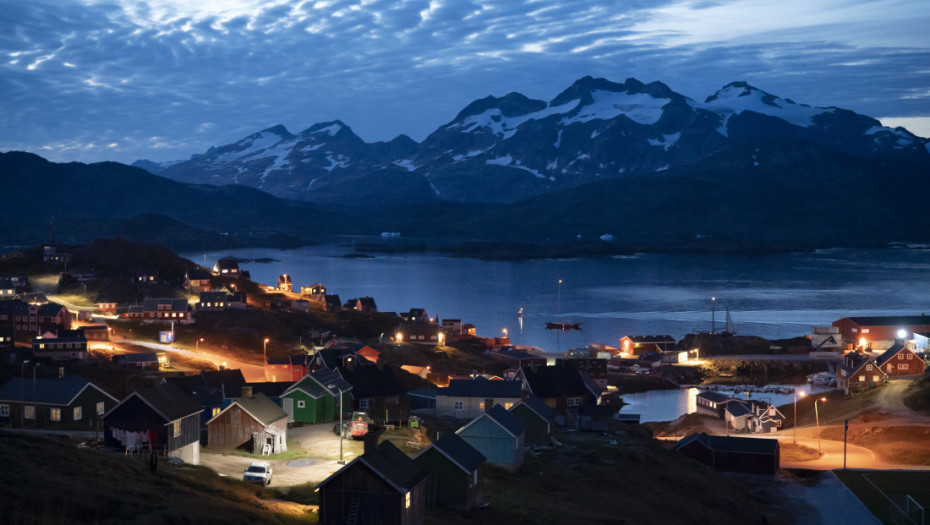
[1,0,929,163]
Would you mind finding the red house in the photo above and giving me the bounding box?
[875,343,926,376]
[836,351,887,394]
[265,354,309,382]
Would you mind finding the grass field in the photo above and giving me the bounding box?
[836,470,930,524]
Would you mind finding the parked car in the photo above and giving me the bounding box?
[243,461,272,485]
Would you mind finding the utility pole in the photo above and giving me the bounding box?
[843,419,848,470]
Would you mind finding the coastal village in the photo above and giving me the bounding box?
[1,239,929,524]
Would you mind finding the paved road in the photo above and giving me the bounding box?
[109,336,266,382]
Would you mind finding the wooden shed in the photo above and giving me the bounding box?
[317,441,428,525]
[206,387,288,455]
[413,432,486,510]
[456,404,525,472]
[280,368,352,424]
[675,432,780,476]
[508,396,554,447]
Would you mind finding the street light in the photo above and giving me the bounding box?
[794,391,806,443]
[711,297,716,334]
[328,384,345,465]
[196,338,203,352]
[20,360,30,427]
[263,338,270,381]
[502,328,508,338]
[815,397,827,455]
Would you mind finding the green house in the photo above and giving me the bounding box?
[280,369,352,424]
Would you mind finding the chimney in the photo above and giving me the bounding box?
[241,386,253,398]
[363,428,382,454]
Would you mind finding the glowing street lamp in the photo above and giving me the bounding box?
[328,383,345,464]
[897,329,908,340]
[196,337,203,352]
[502,328,508,338]
[815,397,827,455]
[711,297,716,334]
[794,391,806,443]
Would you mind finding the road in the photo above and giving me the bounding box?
[109,336,267,382]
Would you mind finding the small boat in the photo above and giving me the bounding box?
[545,279,582,331]
[546,321,582,331]
[806,372,836,386]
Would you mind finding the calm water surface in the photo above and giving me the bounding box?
[186,245,930,352]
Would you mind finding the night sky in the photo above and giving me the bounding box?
[3,0,929,164]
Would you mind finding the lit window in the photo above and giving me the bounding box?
[173,420,181,437]
[50,408,61,421]
[898,354,904,360]
[25,406,35,419]
[97,402,105,415]
[859,376,865,382]
[504,403,514,409]
[73,407,82,421]
[405,492,411,509]
[212,407,220,417]
[861,329,869,334]
[478,402,485,411]
[907,354,913,360]
[900,364,909,370]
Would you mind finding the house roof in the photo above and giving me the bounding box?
[199,291,227,301]
[495,349,547,362]
[420,432,486,474]
[208,391,287,426]
[0,375,117,405]
[141,298,188,313]
[121,353,159,363]
[518,365,597,399]
[246,382,293,399]
[725,402,752,417]
[340,364,406,398]
[441,378,522,399]
[838,315,930,327]
[624,335,676,344]
[511,396,555,422]
[311,368,353,395]
[201,369,246,395]
[696,391,731,404]
[126,383,204,422]
[186,268,213,280]
[459,404,525,439]
[317,441,427,493]
[875,343,908,367]
[675,432,778,455]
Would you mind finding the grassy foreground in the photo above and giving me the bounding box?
[0,432,316,524]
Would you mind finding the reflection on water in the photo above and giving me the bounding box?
[185,246,930,352]
[621,384,836,423]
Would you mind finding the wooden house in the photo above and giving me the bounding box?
[323,294,342,313]
[104,383,203,464]
[435,379,522,419]
[0,326,13,349]
[280,368,353,424]
[0,375,118,429]
[401,308,430,324]
[212,256,240,276]
[833,315,930,349]
[134,298,192,324]
[619,335,677,356]
[696,391,733,418]
[227,291,247,310]
[0,299,72,335]
[675,432,779,476]
[316,440,429,525]
[96,302,118,313]
[184,268,213,292]
[398,322,442,346]
[207,387,288,455]
[491,349,547,370]
[513,364,599,412]
[0,278,15,298]
[456,404,525,472]
[508,396,554,447]
[344,296,378,313]
[32,331,88,361]
[340,362,410,424]
[197,291,228,311]
[79,324,110,341]
[837,351,887,394]
[875,343,926,376]
[413,432,486,510]
[265,354,309,383]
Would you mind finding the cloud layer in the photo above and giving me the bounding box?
[2,0,929,163]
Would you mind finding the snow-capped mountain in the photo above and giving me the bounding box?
[138,76,930,204]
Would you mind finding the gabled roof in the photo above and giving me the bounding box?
[518,365,597,399]
[201,369,246,395]
[875,343,908,367]
[199,291,228,301]
[311,368,352,395]
[510,396,555,423]
[141,298,188,313]
[246,382,293,398]
[122,383,204,422]
[0,375,117,405]
[340,364,406,398]
[317,441,427,493]
[458,404,525,439]
[208,391,287,426]
[675,432,778,455]
[696,391,731,404]
[725,402,752,417]
[441,378,522,399]
[186,268,213,280]
[417,432,486,474]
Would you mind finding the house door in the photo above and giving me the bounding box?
[282,398,294,422]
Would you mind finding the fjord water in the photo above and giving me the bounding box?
[189,245,930,352]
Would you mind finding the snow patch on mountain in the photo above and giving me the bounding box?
[455,99,579,138]
[647,132,681,151]
[554,129,563,148]
[324,153,349,172]
[212,131,287,165]
[486,155,513,166]
[393,159,417,172]
[311,123,343,136]
[562,90,668,126]
[701,84,833,135]
[301,143,324,152]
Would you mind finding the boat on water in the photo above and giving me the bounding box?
[546,321,582,331]
[545,279,582,331]
[806,371,837,386]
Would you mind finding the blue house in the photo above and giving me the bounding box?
[456,404,525,472]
